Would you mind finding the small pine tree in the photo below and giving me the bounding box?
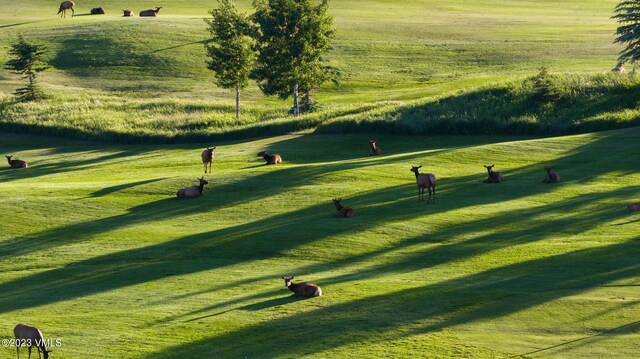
[5,36,49,101]
[612,1,640,65]
[531,67,559,103]
[205,0,255,119]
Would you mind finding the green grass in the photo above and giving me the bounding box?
[0,0,629,140]
[0,129,639,358]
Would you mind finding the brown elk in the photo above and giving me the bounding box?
[176,177,208,198]
[57,1,74,18]
[483,164,503,183]
[139,7,162,17]
[281,276,323,298]
[90,7,106,14]
[410,165,436,203]
[123,10,134,16]
[14,324,51,359]
[257,150,282,165]
[201,147,216,173]
[6,155,28,168]
[332,198,355,218]
[369,139,381,156]
[612,63,626,74]
[543,166,560,183]
[627,203,640,212]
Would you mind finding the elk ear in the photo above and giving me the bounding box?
[291,276,294,279]
[213,147,216,150]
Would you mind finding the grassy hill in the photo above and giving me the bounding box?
[0,0,630,141]
[0,128,639,358]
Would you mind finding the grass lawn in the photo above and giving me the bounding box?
[0,128,638,358]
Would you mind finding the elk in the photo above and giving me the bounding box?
[57,1,74,18]
[90,7,106,14]
[14,324,51,359]
[257,150,282,165]
[483,164,503,183]
[612,63,626,74]
[369,139,381,156]
[201,147,216,173]
[410,165,436,203]
[627,203,640,212]
[139,7,162,17]
[332,198,355,218]
[176,177,208,198]
[123,10,134,16]
[6,155,28,168]
[543,166,560,183]
[281,276,323,298]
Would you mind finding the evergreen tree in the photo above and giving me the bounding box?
[205,0,255,119]
[252,0,337,117]
[613,1,640,65]
[5,36,49,101]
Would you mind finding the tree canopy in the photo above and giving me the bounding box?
[613,1,640,65]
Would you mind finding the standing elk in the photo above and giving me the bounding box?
[543,166,560,183]
[369,139,381,156]
[201,147,216,173]
[281,276,323,298]
[139,7,162,17]
[176,177,208,198]
[14,324,51,359]
[483,164,503,183]
[57,1,74,18]
[332,198,355,218]
[6,155,28,168]
[410,165,436,203]
[257,150,282,165]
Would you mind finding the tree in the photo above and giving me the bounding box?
[205,0,255,119]
[613,1,640,65]
[252,0,337,117]
[5,35,49,101]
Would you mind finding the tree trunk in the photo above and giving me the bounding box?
[293,83,299,118]
[235,88,240,119]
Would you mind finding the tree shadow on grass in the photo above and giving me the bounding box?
[86,178,165,198]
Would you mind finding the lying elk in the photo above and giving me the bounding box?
[543,166,560,183]
[201,147,216,173]
[14,324,51,359]
[176,177,208,198]
[483,164,503,183]
[281,276,323,298]
[410,165,436,203]
[6,155,28,168]
[627,203,640,212]
[57,1,74,18]
[90,7,106,14]
[139,7,162,17]
[257,150,282,165]
[123,10,134,16]
[369,139,381,156]
[612,63,626,74]
[333,198,355,218]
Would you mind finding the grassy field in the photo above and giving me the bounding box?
[0,0,629,141]
[0,128,639,358]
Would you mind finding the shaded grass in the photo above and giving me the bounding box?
[0,128,638,357]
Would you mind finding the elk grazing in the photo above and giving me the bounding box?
[6,155,28,168]
[281,276,323,298]
[201,147,216,173]
[139,7,162,17]
[483,164,503,183]
[14,324,51,359]
[627,203,640,212]
[257,150,282,165]
[123,10,134,16]
[543,166,560,183]
[333,198,355,218]
[369,139,381,156]
[57,1,74,18]
[410,165,436,203]
[176,177,208,198]
[90,7,106,14]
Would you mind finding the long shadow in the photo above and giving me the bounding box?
[87,178,164,198]
[0,20,49,28]
[146,237,640,358]
[147,39,214,54]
